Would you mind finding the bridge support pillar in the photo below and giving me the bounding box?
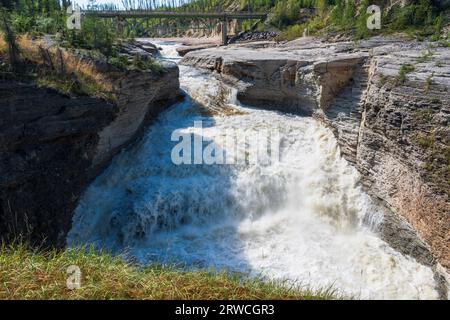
[221,18,228,46]
[116,17,125,36]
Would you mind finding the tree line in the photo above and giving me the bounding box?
[0,0,447,56]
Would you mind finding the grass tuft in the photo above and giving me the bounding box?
[0,244,341,300]
[0,34,6,55]
[395,64,415,85]
[424,73,434,93]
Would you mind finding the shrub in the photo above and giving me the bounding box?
[108,55,129,69]
[62,15,117,57]
[413,107,435,123]
[10,13,34,33]
[278,24,305,41]
[34,16,58,34]
[342,0,356,31]
[355,0,371,39]
[396,63,415,84]
[0,7,20,69]
[331,0,344,27]
[132,54,163,73]
[425,73,434,92]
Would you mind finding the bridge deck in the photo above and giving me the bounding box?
[83,10,267,20]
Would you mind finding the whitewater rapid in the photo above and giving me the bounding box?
[67,42,439,299]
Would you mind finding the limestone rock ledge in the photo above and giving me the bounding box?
[181,40,370,116]
[0,58,182,247]
[180,38,450,279]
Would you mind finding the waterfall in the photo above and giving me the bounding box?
[67,41,438,299]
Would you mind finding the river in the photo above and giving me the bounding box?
[67,41,438,299]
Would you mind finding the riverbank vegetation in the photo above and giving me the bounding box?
[0,244,339,299]
[0,1,163,99]
[184,0,448,41]
[0,31,115,100]
[1,1,448,46]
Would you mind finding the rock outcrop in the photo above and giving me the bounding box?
[93,60,181,166]
[0,49,182,247]
[180,37,450,279]
[176,44,219,57]
[228,31,279,44]
[356,44,450,270]
[0,83,115,246]
[180,39,367,115]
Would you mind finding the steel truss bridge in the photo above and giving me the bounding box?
[83,10,268,45]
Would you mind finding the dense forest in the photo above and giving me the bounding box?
[183,0,448,40]
[0,0,448,55]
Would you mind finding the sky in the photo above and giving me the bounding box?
[74,0,124,8]
[73,0,184,9]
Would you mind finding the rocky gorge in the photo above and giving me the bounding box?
[0,34,448,298]
[179,37,450,292]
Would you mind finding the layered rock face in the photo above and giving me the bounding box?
[93,60,181,166]
[0,58,181,247]
[181,39,368,115]
[180,38,449,275]
[358,44,450,270]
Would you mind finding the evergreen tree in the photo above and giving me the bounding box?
[342,0,356,30]
[331,0,344,28]
[356,0,370,39]
[0,6,20,70]
[316,0,327,17]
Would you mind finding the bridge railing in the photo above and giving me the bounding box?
[82,10,267,21]
[83,0,261,14]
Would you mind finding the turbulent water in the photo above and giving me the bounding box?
[68,42,439,299]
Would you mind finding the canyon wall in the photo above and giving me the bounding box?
[356,44,450,270]
[180,38,450,276]
[0,57,182,247]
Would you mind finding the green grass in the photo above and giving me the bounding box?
[424,74,434,93]
[430,98,441,104]
[36,72,115,102]
[107,55,130,70]
[413,107,435,123]
[438,39,450,48]
[277,24,305,41]
[0,244,340,300]
[416,135,435,149]
[131,55,164,73]
[396,64,415,85]
[108,54,164,74]
[378,74,387,87]
[413,130,450,195]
